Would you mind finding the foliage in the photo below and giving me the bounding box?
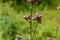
[0,0,60,40]
[0,0,60,10]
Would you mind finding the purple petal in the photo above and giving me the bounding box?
[36,12,42,17]
[32,17,36,21]
[27,0,32,3]
[37,18,42,24]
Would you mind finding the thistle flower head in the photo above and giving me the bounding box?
[27,0,39,5]
[32,12,42,24]
[27,0,32,3]
[23,14,31,23]
[32,17,36,20]
[36,12,42,18]
[31,0,38,5]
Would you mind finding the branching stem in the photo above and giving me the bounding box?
[30,4,33,40]
[32,21,38,40]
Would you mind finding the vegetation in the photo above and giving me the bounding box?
[0,0,60,40]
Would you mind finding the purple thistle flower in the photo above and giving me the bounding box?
[36,12,42,24]
[31,0,38,5]
[32,17,36,21]
[32,12,42,24]
[27,0,39,5]
[23,14,31,23]
[27,0,32,3]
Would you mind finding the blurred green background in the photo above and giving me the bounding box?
[0,0,60,40]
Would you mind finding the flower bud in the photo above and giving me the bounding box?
[36,12,42,17]
[32,17,36,21]
[23,14,31,23]
[32,12,42,24]
[36,12,42,24]
[31,0,38,5]
[27,0,32,3]
[27,0,40,5]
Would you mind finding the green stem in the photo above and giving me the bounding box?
[32,21,38,40]
[55,17,60,38]
[55,25,58,38]
[30,4,33,40]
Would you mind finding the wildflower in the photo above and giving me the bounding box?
[32,17,36,21]
[27,0,40,5]
[36,13,42,24]
[15,35,23,40]
[31,0,38,5]
[23,14,31,23]
[48,37,52,40]
[27,0,32,3]
[48,37,56,40]
[57,4,60,10]
[32,12,42,24]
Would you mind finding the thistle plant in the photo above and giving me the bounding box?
[32,12,42,39]
[23,0,42,40]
